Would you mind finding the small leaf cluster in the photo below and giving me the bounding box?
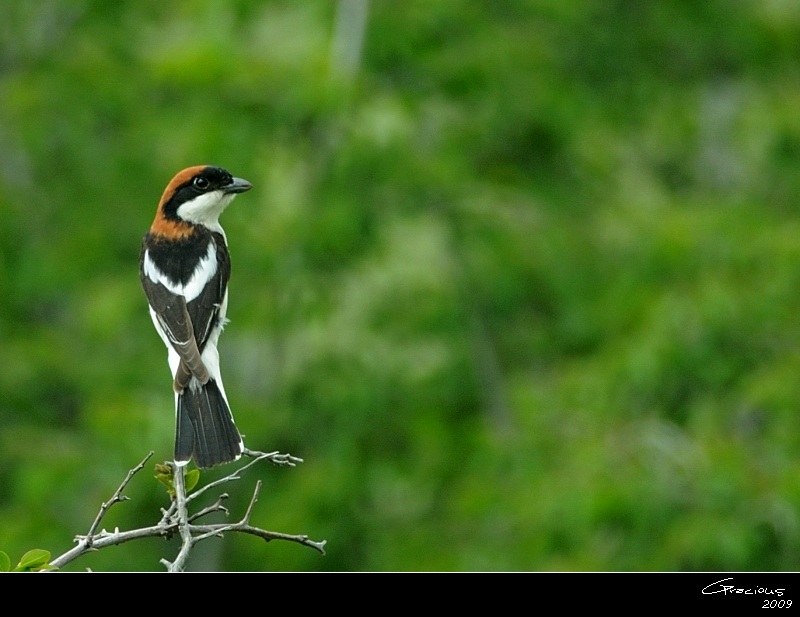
[0,550,56,572]
[155,464,200,497]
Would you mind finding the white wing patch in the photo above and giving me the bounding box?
[143,241,218,303]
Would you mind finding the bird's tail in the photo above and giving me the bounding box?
[174,378,243,468]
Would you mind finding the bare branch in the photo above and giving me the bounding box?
[241,480,262,525]
[189,524,328,554]
[188,494,229,522]
[192,525,235,543]
[187,449,300,504]
[244,448,304,467]
[86,451,154,541]
[50,452,156,569]
[48,449,325,571]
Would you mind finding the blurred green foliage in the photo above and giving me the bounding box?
[2,0,800,571]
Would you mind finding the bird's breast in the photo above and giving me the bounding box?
[143,232,220,302]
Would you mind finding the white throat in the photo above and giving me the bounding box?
[176,191,235,233]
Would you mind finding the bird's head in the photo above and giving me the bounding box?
[152,165,252,236]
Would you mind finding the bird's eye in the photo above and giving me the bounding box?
[193,177,210,191]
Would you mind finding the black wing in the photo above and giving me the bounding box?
[186,232,231,353]
[140,274,210,386]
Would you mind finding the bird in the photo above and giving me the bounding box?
[139,165,252,468]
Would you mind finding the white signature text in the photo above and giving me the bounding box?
[702,578,785,597]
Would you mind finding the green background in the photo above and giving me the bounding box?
[2,0,800,571]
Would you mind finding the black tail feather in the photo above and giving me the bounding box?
[175,379,243,468]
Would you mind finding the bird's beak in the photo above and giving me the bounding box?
[224,177,253,194]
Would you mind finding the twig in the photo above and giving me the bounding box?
[187,449,301,504]
[244,448,304,466]
[189,524,327,553]
[86,451,154,541]
[241,480,262,524]
[188,494,229,522]
[50,452,155,568]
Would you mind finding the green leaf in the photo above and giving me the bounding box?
[155,463,175,497]
[0,551,10,572]
[14,549,53,572]
[185,469,201,493]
